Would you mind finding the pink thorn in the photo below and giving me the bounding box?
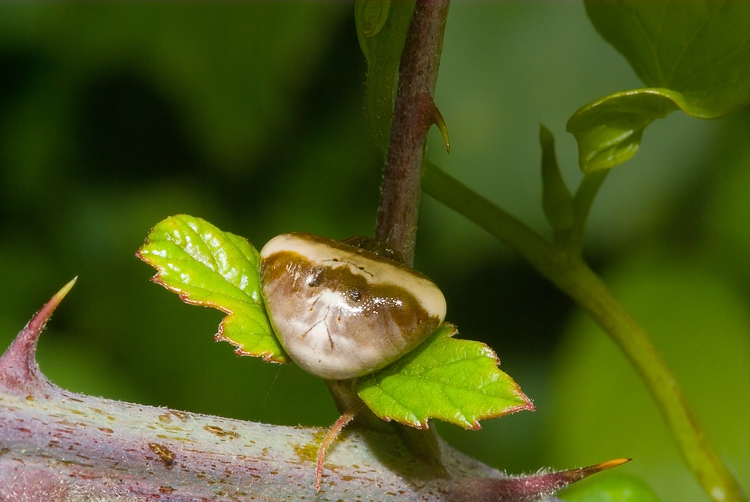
[476,457,632,501]
[0,278,77,394]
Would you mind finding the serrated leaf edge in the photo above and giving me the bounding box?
[357,324,534,429]
[136,216,289,364]
[215,317,288,364]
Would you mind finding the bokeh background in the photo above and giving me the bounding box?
[1,3,748,500]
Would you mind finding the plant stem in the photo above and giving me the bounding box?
[0,279,633,501]
[564,263,748,502]
[2,286,609,502]
[329,0,451,418]
[422,160,748,502]
[375,0,450,267]
[422,160,558,269]
[338,0,452,465]
[567,170,608,253]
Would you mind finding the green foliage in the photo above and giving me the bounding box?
[138,216,532,430]
[357,323,533,429]
[567,90,679,173]
[137,215,288,363]
[355,0,415,151]
[569,0,750,172]
[587,0,750,114]
[2,3,750,499]
[560,474,662,502]
[0,2,378,427]
[355,0,391,38]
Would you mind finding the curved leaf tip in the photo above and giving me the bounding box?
[572,1,750,172]
[566,89,680,173]
[355,0,391,40]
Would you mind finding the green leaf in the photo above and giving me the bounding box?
[567,89,680,173]
[355,0,390,39]
[356,0,415,152]
[569,0,750,172]
[137,214,289,363]
[356,323,533,429]
[559,474,663,502]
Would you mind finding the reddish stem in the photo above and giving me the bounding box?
[375,0,450,267]
[315,399,365,491]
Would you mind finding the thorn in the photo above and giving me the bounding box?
[560,458,632,483]
[433,105,450,154]
[477,457,631,500]
[0,278,78,393]
[53,277,78,304]
[315,400,365,492]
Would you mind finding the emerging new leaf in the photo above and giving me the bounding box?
[569,1,750,172]
[567,89,680,173]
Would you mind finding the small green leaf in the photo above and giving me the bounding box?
[356,0,416,152]
[137,214,289,363]
[570,1,750,172]
[355,0,390,39]
[356,323,533,429]
[559,474,663,502]
[567,89,680,173]
[540,124,575,232]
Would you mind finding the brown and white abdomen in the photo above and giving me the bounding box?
[259,233,446,380]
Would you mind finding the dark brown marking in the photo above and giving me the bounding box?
[148,443,175,468]
[204,425,240,439]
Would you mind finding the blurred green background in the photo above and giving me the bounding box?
[0,3,748,500]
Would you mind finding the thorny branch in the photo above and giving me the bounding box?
[0,3,631,500]
[0,281,627,501]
